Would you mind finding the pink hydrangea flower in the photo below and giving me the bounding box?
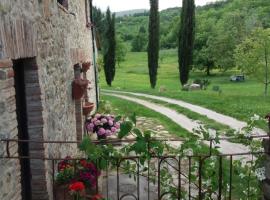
[115,122,120,129]
[94,120,101,126]
[86,123,94,132]
[105,130,112,136]
[111,127,117,133]
[91,118,98,123]
[98,128,106,135]
[108,120,113,126]
[101,118,107,123]
[95,113,101,118]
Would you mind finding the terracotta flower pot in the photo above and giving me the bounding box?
[82,62,91,73]
[83,102,94,116]
[72,78,89,100]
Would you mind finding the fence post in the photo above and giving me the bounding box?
[263,137,270,200]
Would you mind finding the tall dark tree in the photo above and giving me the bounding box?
[92,6,105,49]
[178,0,195,85]
[148,0,160,89]
[103,8,116,86]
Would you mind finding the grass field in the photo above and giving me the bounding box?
[100,49,269,130]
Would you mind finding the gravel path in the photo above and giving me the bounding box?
[103,92,252,157]
[103,89,265,136]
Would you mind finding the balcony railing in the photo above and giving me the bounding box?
[0,135,269,200]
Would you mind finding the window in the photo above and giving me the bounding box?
[57,0,68,10]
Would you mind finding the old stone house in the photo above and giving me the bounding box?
[0,0,99,199]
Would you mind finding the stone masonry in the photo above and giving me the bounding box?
[0,0,98,200]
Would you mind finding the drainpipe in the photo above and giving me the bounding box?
[89,0,99,110]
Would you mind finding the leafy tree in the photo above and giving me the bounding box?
[193,15,216,75]
[116,36,127,67]
[178,0,195,85]
[131,26,147,52]
[148,0,160,89]
[103,8,116,86]
[235,28,270,96]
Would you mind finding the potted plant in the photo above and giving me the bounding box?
[83,102,95,116]
[85,113,121,140]
[72,78,89,100]
[82,62,91,73]
[55,157,101,200]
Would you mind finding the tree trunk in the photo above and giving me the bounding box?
[206,65,210,76]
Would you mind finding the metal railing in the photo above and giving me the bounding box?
[0,135,269,200]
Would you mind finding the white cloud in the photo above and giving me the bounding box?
[93,0,222,12]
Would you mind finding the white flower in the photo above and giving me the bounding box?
[244,131,252,138]
[209,161,215,167]
[255,167,266,181]
[251,114,260,121]
[183,148,193,156]
[226,184,230,192]
[208,129,216,139]
[239,173,245,179]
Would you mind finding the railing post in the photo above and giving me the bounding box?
[262,138,270,200]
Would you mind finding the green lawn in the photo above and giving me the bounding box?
[101,95,190,138]
[100,49,270,130]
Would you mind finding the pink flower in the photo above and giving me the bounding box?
[98,128,106,135]
[91,118,98,123]
[86,123,94,132]
[108,120,113,126]
[95,113,101,118]
[111,127,117,133]
[105,130,112,136]
[94,120,101,126]
[101,118,107,123]
[88,123,94,128]
[115,122,120,129]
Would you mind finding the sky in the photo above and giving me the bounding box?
[93,0,222,12]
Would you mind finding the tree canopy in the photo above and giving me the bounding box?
[235,28,270,95]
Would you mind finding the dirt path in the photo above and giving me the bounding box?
[103,89,265,136]
[103,92,252,157]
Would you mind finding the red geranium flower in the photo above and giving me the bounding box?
[91,194,104,200]
[80,159,88,168]
[69,181,85,192]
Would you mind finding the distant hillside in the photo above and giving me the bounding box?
[115,9,148,17]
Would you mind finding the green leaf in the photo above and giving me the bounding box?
[115,115,122,122]
[99,158,107,170]
[118,121,133,139]
[133,128,143,138]
[79,136,91,151]
[130,112,137,125]
[132,139,147,154]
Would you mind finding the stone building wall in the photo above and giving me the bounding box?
[0,0,98,199]
[0,59,21,200]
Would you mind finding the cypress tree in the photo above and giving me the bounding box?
[178,0,195,86]
[103,8,116,86]
[148,0,160,89]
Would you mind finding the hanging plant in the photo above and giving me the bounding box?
[83,102,95,116]
[81,62,91,73]
[72,78,89,100]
